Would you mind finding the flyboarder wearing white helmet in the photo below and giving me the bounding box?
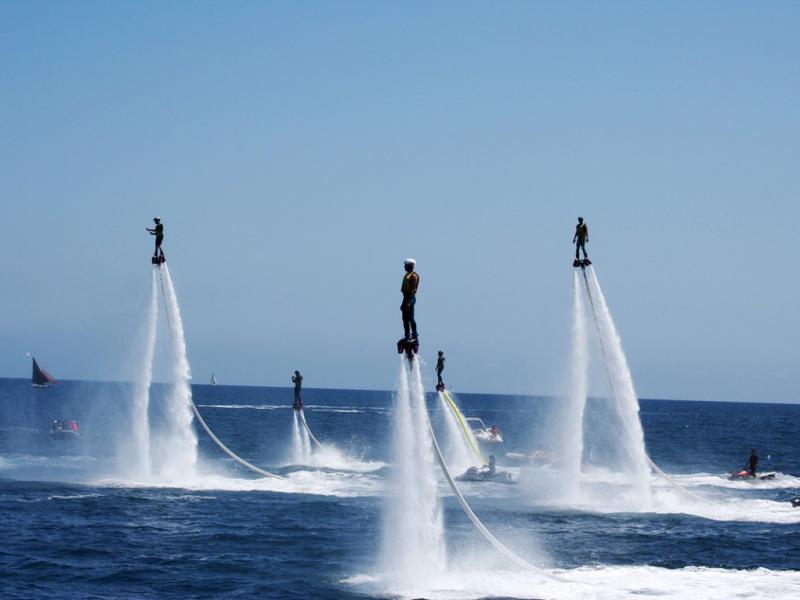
[146,217,165,264]
[400,258,419,342]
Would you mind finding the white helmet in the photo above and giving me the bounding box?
[404,258,416,266]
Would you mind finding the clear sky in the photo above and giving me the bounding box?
[2,2,798,402]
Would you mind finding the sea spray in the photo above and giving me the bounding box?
[382,358,445,588]
[290,410,312,464]
[560,270,589,499]
[154,265,198,480]
[125,268,159,479]
[585,268,650,496]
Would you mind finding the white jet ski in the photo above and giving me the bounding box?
[465,417,503,444]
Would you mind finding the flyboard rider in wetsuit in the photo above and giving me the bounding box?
[573,217,589,261]
[292,371,303,410]
[436,351,445,391]
[147,217,165,262]
[401,259,419,341]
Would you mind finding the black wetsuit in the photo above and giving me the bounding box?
[149,223,164,258]
[573,222,588,259]
[436,356,445,386]
[748,453,758,477]
[488,455,496,476]
[292,373,303,408]
[401,271,419,340]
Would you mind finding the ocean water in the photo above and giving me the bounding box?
[1,377,799,599]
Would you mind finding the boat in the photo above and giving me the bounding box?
[455,465,514,484]
[210,373,217,385]
[27,353,56,388]
[465,417,503,444]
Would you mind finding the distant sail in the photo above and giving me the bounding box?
[210,373,217,385]
[27,353,56,387]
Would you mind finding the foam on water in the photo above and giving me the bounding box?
[345,564,800,599]
[95,469,384,498]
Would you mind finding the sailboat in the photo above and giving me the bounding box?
[210,373,217,386]
[26,353,56,388]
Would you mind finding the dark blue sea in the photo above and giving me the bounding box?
[1,377,798,599]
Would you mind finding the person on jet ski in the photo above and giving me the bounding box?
[573,217,589,260]
[487,454,496,476]
[292,370,303,410]
[435,351,445,389]
[747,449,759,477]
[401,259,419,341]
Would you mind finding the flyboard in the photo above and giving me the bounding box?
[154,259,283,479]
[575,260,708,504]
[438,388,486,464]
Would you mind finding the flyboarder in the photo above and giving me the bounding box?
[572,216,590,268]
[397,259,420,359]
[147,217,165,264]
[292,370,303,410]
[435,350,445,391]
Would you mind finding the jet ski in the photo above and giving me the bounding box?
[465,417,503,444]
[728,470,777,481]
[455,465,514,484]
[49,419,79,440]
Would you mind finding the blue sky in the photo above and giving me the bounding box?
[1,2,798,402]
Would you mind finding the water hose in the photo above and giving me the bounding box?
[439,390,485,464]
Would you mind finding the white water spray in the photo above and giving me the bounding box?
[557,271,589,500]
[125,269,158,479]
[154,265,198,480]
[382,358,445,587]
[290,410,312,465]
[584,268,650,495]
